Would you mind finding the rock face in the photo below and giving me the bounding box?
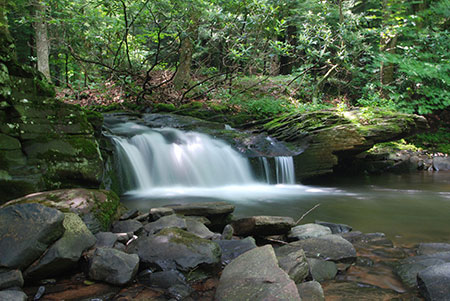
[1,189,122,233]
[127,228,221,273]
[417,262,450,301]
[24,213,96,280]
[231,216,295,236]
[261,110,429,179]
[0,203,65,269]
[89,248,139,286]
[215,245,301,301]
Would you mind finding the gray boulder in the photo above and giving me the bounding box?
[418,243,450,255]
[185,218,215,239]
[94,232,118,248]
[231,216,295,236]
[0,290,28,301]
[215,237,257,265]
[307,258,338,282]
[89,248,139,286]
[148,207,175,222]
[288,223,332,241]
[274,244,309,283]
[433,156,450,171]
[111,219,143,234]
[221,224,234,240]
[215,245,300,301]
[0,203,65,269]
[396,252,450,288]
[119,208,139,220]
[288,234,357,263]
[0,269,23,290]
[138,270,187,289]
[417,262,450,301]
[24,213,96,280]
[144,215,187,235]
[297,281,325,301]
[127,228,221,273]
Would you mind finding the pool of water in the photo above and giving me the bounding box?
[122,171,450,245]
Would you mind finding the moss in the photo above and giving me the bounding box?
[68,136,100,158]
[91,190,121,231]
[154,103,177,112]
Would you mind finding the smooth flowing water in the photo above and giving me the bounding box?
[107,121,450,245]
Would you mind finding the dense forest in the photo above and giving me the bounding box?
[3,0,450,150]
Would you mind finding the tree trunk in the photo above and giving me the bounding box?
[34,0,51,81]
[379,0,397,95]
[173,33,193,90]
[279,25,297,75]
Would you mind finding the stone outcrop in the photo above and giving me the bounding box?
[0,26,103,204]
[261,110,429,179]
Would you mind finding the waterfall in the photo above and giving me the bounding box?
[275,156,296,184]
[260,157,272,183]
[110,124,257,191]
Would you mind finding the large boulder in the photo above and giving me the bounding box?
[231,216,295,236]
[297,281,325,301]
[24,213,96,280]
[433,156,450,171]
[0,269,23,290]
[215,245,301,301]
[417,262,450,301]
[88,248,139,286]
[418,243,450,255]
[111,219,143,235]
[0,203,64,269]
[274,244,309,283]
[287,234,357,263]
[1,189,122,233]
[0,290,28,301]
[215,237,257,265]
[288,223,332,241]
[143,214,187,235]
[127,228,221,273]
[307,258,338,282]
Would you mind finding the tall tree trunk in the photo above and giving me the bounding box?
[34,0,51,81]
[379,0,397,96]
[279,25,297,75]
[173,33,194,90]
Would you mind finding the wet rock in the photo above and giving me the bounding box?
[417,262,450,301]
[322,281,403,300]
[24,213,96,280]
[297,281,325,301]
[114,242,126,252]
[2,189,122,233]
[288,234,357,263]
[215,237,257,265]
[215,245,300,301]
[0,289,28,301]
[111,219,143,235]
[315,220,352,234]
[307,258,338,282]
[433,156,450,171]
[94,232,118,248]
[148,207,175,222]
[186,218,215,239]
[127,228,221,273]
[144,215,187,235]
[168,284,193,300]
[231,216,295,236]
[116,232,133,244]
[274,244,309,283]
[120,208,139,220]
[166,202,234,216]
[0,269,24,290]
[417,243,450,255]
[396,252,450,287]
[138,270,187,289]
[0,203,65,269]
[221,224,234,240]
[341,231,393,248]
[89,248,139,286]
[288,223,332,241]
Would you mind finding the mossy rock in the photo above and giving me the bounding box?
[0,189,124,233]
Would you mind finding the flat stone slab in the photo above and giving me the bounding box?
[288,223,332,241]
[0,203,65,269]
[215,245,300,300]
[24,213,96,280]
[417,243,450,255]
[111,220,143,234]
[89,248,139,286]
[127,228,221,273]
[417,262,450,300]
[165,202,234,216]
[288,234,357,263]
[232,216,295,236]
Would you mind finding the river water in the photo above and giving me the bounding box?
[106,118,450,246]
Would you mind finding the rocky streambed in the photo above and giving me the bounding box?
[1,189,449,300]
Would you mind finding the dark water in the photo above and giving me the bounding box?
[122,171,450,245]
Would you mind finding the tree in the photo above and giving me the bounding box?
[33,0,51,81]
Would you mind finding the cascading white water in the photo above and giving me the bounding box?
[111,125,256,190]
[275,156,296,184]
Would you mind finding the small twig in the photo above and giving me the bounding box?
[295,204,320,225]
[261,237,289,245]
